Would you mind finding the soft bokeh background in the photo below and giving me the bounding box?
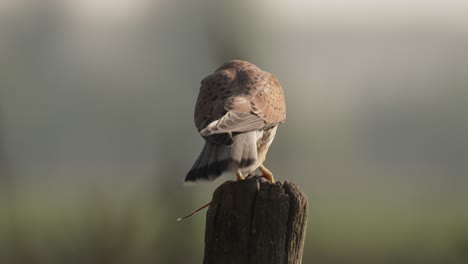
[1,0,468,263]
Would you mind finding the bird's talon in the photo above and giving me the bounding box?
[236,171,245,181]
[259,165,275,183]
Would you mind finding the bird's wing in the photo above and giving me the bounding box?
[194,70,235,131]
[200,110,265,136]
[249,73,286,125]
[196,64,286,137]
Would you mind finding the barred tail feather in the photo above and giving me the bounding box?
[230,132,257,171]
[185,142,226,182]
[185,132,259,182]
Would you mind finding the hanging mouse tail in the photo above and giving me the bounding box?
[176,201,212,221]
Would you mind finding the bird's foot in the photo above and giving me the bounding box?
[245,173,254,179]
[259,165,275,183]
[236,171,245,181]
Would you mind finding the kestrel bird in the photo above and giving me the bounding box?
[185,60,286,183]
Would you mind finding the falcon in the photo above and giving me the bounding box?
[185,60,286,183]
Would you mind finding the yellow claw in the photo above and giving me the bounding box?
[236,171,245,181]
[259,164,275,183]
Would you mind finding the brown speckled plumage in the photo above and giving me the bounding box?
[186,60,286,182]
[195,60,286,131]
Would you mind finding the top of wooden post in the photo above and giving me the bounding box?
[204,176,308,264]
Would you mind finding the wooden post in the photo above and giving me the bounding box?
[203,176,308,264]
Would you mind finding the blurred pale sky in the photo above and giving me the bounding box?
[2,0,468,28]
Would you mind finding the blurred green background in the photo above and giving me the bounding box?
[1,0,468,263]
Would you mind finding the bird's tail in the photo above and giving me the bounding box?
[185,132,258,182]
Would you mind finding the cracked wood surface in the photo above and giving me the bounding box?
[203,176,308,264]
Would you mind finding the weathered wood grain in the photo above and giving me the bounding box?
[203,176,308,264]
